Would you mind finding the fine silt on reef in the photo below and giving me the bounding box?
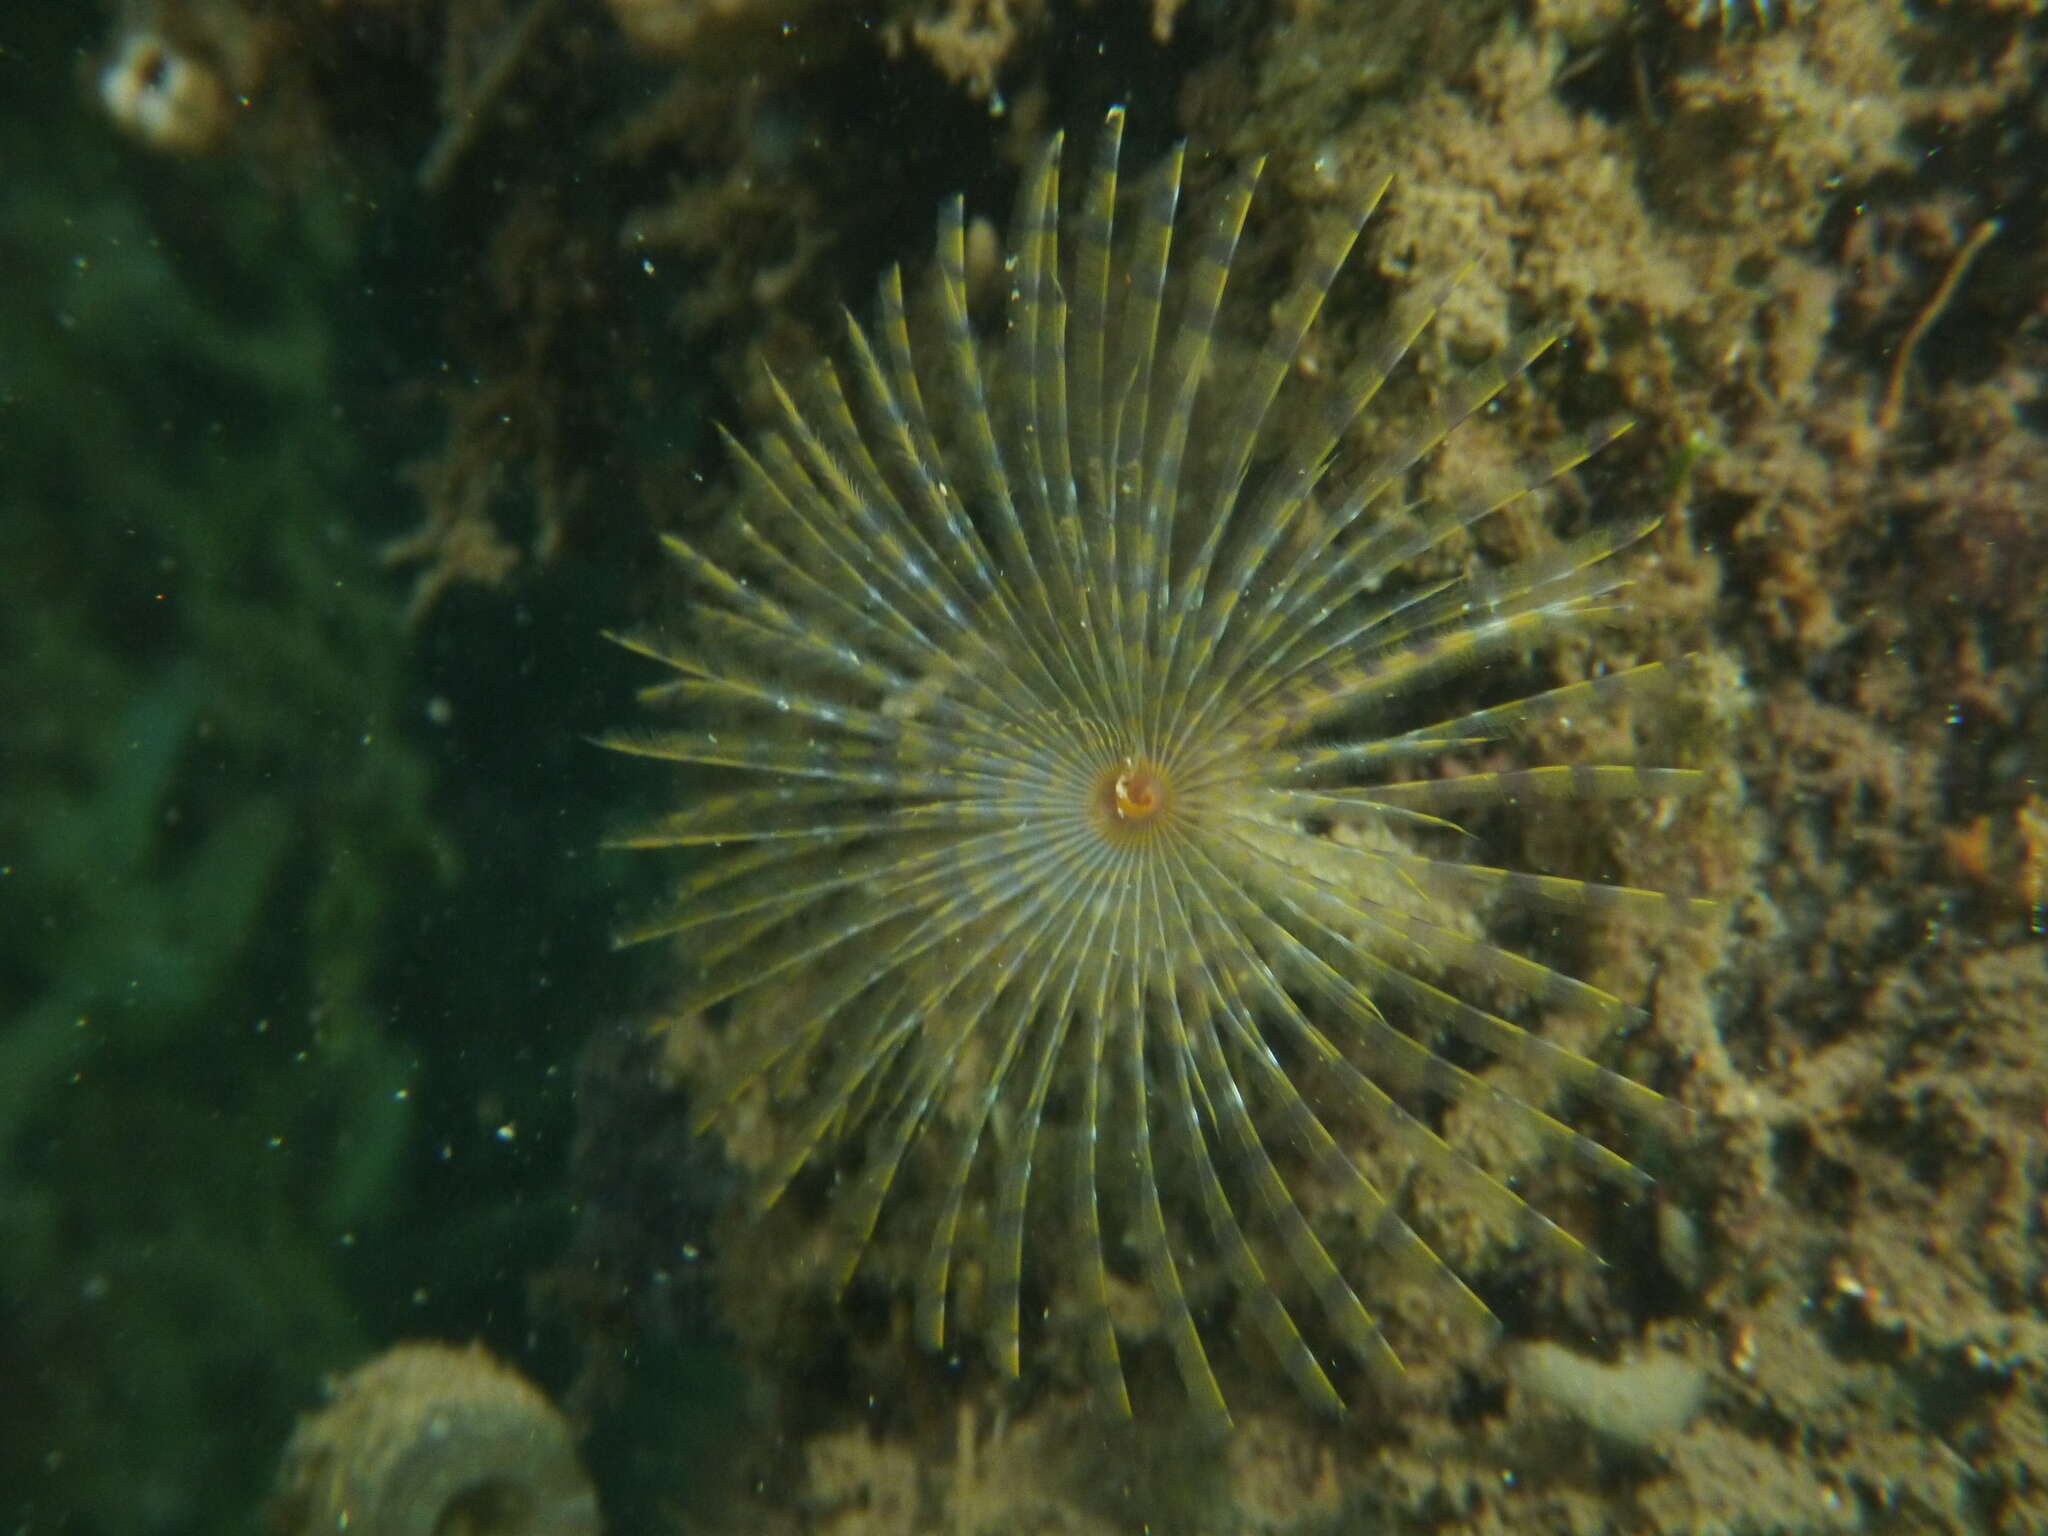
[14,0,2047,1533]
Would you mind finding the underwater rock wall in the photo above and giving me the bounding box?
[21,0,2048,1531]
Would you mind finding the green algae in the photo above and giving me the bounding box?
[0,18,449,1527]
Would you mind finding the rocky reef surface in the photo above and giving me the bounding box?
[8,1,2044,1532]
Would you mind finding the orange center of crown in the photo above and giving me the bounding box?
[1094,756,1170,836]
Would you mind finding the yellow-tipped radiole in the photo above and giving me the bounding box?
[608,108,1706,1428]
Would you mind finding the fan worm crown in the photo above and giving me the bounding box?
[607,107,1708,1426]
